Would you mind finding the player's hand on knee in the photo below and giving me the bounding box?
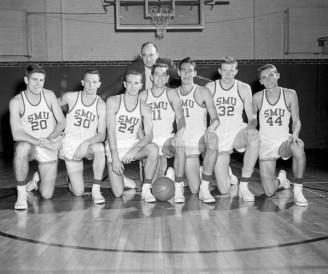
[112,159,124,175]
[121,147,139,164]
[173,137,185,153]
[287,135,303,147]
[37,137,51,148]
[204,131,218,149]
[245,126,259,142]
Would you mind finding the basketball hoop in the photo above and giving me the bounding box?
[317,37,328,55]
[149,7,173,39]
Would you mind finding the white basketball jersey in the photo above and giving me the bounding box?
[145,87,175,138]
[65,91,100,142]
[259,88,290,139]
[213,80,244,135]
[177,85,207,140]
[115,94,142,142]
[20,89,56,138]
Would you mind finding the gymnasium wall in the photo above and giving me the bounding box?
[0,0,328,61]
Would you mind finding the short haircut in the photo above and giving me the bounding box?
[124,70,143,81]
[219,56,238,69]
[257,64,278,78]
[178,57,197,71]
[25,64,46,78]
[151,63,169,75]
[141,42,158,53]
[84,68,100,80]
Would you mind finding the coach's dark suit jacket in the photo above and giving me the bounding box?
[99,57,211,100]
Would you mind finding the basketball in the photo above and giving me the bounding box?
[152,177,175,201]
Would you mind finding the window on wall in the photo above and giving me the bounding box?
[0,10,29,57]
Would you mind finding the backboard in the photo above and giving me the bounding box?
[115,0,205,30]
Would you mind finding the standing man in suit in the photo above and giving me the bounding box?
[98,42,211,100]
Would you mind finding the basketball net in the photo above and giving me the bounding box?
[317,37,328,55]
[149,7,173,39]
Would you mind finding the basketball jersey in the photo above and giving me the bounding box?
[213,80,244,135]
[145,87,175,138]
[20,89,56,138]
[259,88,290,139]
[64,91,100,142]
[115,94,142,142]
[177,85,207,140]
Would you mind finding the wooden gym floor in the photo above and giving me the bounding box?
[0,153,328,273]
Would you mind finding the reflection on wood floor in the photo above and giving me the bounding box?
[0,159,328,273]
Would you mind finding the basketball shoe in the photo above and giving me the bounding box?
[26,172,40,192]
[92,184,105,204]
[238,182,255,202]
[293,184,308,207]
[277,170,290,189]
[123,175,136,189]
[14,185,28,210]
[199,181,215,203]
[141,184,156,203]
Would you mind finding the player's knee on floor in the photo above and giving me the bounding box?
[40,188,54,200]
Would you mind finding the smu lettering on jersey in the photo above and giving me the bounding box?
[213,80,244,135]
[145,87,175,138]
[64,91,100,142]
[116,94,142,142]
[20,89,56,138]
[177,85,207,140]
[259,88,290,139]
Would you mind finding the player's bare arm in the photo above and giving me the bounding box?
[204,81,215,96]
[240,82,258,140]
[9,96,39,145]
[44,89,66,142]
[196,86,219,143]
[167,88,185,138]
[286,89,302,145]
[107,96,124,175]
[138,90,147,102]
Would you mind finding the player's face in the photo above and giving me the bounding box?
[259,68,280,89]
[141,44,159,69]
[152,67,169,88]
[124,74,143,96]
[219,63,238,85]
[24,73,45,95]
[178,63,197,85]
[82,74,101,95]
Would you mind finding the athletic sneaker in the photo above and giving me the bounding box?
[165,167,175,182]
[239,183,255,202]
[26,172,40,192]
[229,167,238,185]
[14,186,28,210]
[141,184,156,203]
[277,170,290,189]
[92,185,105,204]
[123,175,136,189]
[174,182,185,203]
[293,184,308,207]
[199,181,215,203]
